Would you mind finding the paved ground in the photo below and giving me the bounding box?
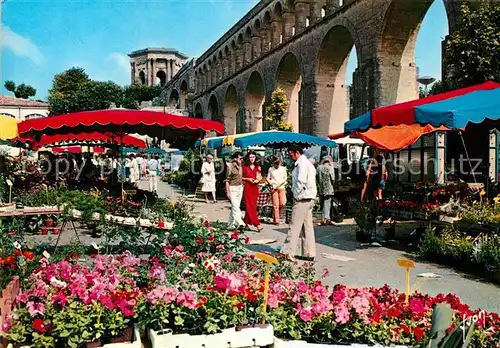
[152,181,500,314]
[31,179,500,314]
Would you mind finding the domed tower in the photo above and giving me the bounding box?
[128,48,188,86]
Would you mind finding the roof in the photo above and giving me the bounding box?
[0,95,48,108]
[128,48,189,59]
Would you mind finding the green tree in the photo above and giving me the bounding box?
[48,67,124,115]
[265,87,293,131]
[4,80,37,99]
[445,2,500,89]
[122,84,162,109]
[419,80,445,98]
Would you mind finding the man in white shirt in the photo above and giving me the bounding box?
[267,156,287,224]
[148,155,160,192]
[281,145,317,261]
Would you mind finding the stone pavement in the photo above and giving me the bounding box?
[152,181,500,314]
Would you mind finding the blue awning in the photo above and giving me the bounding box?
[194,136,225,149]
[415,88,500,129]
[232,131,336,149]
[344,112,371,133]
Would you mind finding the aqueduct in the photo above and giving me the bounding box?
[161,0,467,136]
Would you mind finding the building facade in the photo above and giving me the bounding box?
[143,0,470,136]
[0,96,49,121]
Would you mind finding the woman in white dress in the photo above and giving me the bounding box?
[201,154,217,203]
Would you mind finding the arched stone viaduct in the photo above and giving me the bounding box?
[161,0,467,137]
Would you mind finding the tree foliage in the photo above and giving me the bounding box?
[445,2,500,89]
[419,80,445,98]
[265,87,293,131]
[48,67,162,115]
[4,80,37,99]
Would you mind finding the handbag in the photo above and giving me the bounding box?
[199,175,205,184]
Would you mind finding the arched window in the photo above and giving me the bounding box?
[306,17,310,27]
[139,71,146,85]
[25,114,45,120]
[321,7,326,18]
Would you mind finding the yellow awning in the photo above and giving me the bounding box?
[222,132,256,146]
[0,116,19,141]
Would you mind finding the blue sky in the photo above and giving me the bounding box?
[1,0,448,100]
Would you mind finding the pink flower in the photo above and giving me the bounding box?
[51,292,67,308]
[176,291,197,310]
[151,263,166,282]
[297,280,308,295]
[267,294,279,308]
[298,305,314,322]
[334,301,350,324]
[409,298,426,317]
[27,301,45,317]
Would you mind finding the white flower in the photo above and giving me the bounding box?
[42,251,51,259]
[50,277,67,288]
[91,242,100,250]
[13,241,21,249]
[189,263,196,268]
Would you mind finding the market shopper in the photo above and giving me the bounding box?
[201,154,217,203]
[281,145,317,261]
[361,154,387,201]
[225,152,245,230]
[242,151,262,232]
[267,156,287,225]
[148,155,160,192]
[317,155,336,225]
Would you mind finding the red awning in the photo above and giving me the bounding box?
[350,124,449,152]
[52,146,106,154]
[17,110,225,139]
[31,132,146,150]
[371,81,500,127]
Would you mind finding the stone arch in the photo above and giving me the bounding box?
[156,70,167,86]
[208,94,220,122]
[282,0,296,39]
[263,10,272,25]
[272,2,283,46]
[276,52,302,132]
[25,113,45,120]
[180,80,188,109]
[379,0,437,106]
[245,71,266,132]
[1,113,16,118]
[224,84,238,135]
[168,89,179,108]
[315,25,359,136]
[138,71,146,85]
[194,102,203,119]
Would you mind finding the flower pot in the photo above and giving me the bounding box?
[103,326,141,347]
[108,327,134,344]
[41,227,48,235]
[86,340,103,348]
[157,220,165,228]
[273,338,409,347]
[45,218,54,227]
[148,325,273,348]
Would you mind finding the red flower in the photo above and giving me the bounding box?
[195,237,203,245]
[13,249,21,256]
[204,220,211,228]
[230,231,239,240]
[236,302,245,310]
[244,237,250,244]
[33,319,46,333]
[400,324,410,334]
[207,234,215,242]
[23,251,35,260]
[3,256,15,265]
[413,326,425,341]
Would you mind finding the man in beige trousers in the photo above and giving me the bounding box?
[281,145,317,261]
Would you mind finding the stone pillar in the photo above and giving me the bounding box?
[222,58,229,79]
[212,65,217,85]
[251,35,262,60]
[166,59,170,81]
[151,59,156,86]
[326,0,340,14]
[236,47,244,70]
[130,62,135,84]
[282,11,295,41]
[271,20,282,48]
[244,41,252,64]
[260,27,271,54]
[294,1,310,33]
[310,1,323,23]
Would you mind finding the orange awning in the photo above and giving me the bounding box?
[347,124,449,152]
